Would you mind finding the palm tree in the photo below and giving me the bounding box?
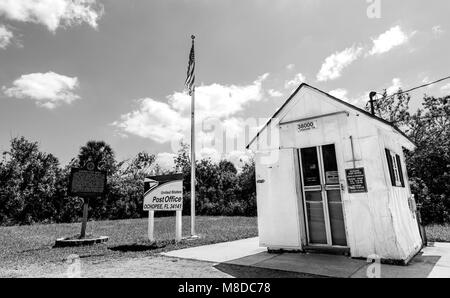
[78,140,116,175]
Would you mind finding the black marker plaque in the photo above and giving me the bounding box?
[345,167,368,193]
[69,167,107,197]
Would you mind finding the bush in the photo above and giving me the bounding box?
[0,137,258,225]
[410,177,450,225]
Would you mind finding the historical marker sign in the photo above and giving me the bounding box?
[68,163,107,239]
[69,167,107,197]
[143,174,183,211]
[345,167,368,193]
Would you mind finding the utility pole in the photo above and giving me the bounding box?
[369,91,377,116]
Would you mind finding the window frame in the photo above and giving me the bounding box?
[385,148,405,188]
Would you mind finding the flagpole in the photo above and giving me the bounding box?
[190,35,197,237]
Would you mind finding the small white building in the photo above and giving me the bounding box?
[247,83,423,264]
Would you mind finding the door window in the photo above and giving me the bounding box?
[299,144,347,247]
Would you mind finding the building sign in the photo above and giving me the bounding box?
[345,168,368,193]
[297,120,318,132]
[69,165,107,197]
[143,174,183,211]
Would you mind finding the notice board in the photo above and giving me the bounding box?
[345,168,368,193]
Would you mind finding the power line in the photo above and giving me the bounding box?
[375,75,450,100]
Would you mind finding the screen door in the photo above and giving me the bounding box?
[299,144,347,247]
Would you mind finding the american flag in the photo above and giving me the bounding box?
[185,35,195,95]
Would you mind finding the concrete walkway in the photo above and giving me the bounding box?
[162,238,450,278]
[162,237,266,263]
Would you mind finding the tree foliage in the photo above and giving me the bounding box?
[77,140,117,175]
[367,90,450,224]
[0,137,256,225]
[0,137,61,224]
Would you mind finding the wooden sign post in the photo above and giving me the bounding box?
[143,174,184,242]
[69,162,107,239]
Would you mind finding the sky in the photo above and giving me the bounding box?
[0,0,449,170]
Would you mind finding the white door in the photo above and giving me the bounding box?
[299,144,347,247]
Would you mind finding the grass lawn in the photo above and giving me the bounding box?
[0,216,257,268]
[425,224,450,242]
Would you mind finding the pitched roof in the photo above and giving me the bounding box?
[246,83,415,149]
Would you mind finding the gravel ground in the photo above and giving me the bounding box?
[0,254,233,278]
[0,216,261,278]
[0,253,318,278]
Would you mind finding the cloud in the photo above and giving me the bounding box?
[432,25,444,38]
[3,71,80,109]
[0,24,13,48]
[267,89,283,97]
[440,83,450,94]
[386,78,402,94]
[284,73,306,89]
[155,148,252,172]
[368,26,410,56]
[112,98,188,143]
[286,64,295,70]
[0,0,104,32]
[169,73,268,121]
[154,152,176,172]
[113,73,269,149]
[316,45,363,82]
[329,88,348,101]
[226,150,252,171]
[199,147,221,163]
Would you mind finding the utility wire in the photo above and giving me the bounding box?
[376,75,450,99]
[368,75,450,123]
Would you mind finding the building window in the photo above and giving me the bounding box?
[385,148,405,188]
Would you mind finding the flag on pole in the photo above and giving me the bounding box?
[185,35,195,95]
[186,35,197,238]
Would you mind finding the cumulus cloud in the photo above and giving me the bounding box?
[286,64,295,70]
[0,0,104,32]
[0,25,13,48]
[169,73,268,121]
[112,98,188,143]
[316,45,363,82]
[432,25,444,38]
[267,89,283,97]
[386,78,402,94]
[284,73,306,89]
[154,152,176,172]
[198,147,221,164]
[226,150,253,171]
[368,26,411,56]
[329,88,348,101]
[440,83,450,94]
[3,71,80,109]
[113,73,269,154]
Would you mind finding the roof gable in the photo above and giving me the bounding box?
[246,83,415,149]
